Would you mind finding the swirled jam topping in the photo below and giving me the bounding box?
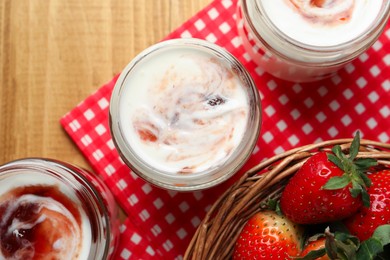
[260,0,384,46]
[288,0,354,24]
[119,47,250,175]
[0,185,89,260]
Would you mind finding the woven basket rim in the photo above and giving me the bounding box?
[184,138,390,260]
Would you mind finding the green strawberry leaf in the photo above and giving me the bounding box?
[323,227,361,260]
[275,202,283,216]
[335,240,357,260]
[328,153,345,171]
[335,232,360,247]
[267,198,277,210]
[350,180,363,198]
[332,144,346,159]
[322,174,351,190]
[324,131,377,208]
[349,174,369,205]
[357,225,390,260]
[361,188,370,208]
[359,172,372,188]
[334,232,360,260]
[372,224,390,246]
[349,131,361,161]
[357,238,383,260]
[325,228,340,259]
[266,199,283,216]
[306,225,390,260]
[354,158,378,171]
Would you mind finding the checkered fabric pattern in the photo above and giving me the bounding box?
[60,0,390,259]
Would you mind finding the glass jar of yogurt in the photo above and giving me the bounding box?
[0,158,119,260]
[238,0,390,82]
[109,38,261,191]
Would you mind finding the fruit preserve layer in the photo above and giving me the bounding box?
[260,0,384,46]
[119,47,250,175]
[0,173,91,260]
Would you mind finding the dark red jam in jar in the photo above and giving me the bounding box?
[0,158,119,260]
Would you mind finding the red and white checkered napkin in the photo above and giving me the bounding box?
[60,0,390,259]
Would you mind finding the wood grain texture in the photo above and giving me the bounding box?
[0,0,211,219]
[0,0,211,166]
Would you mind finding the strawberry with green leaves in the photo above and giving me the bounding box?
[297,230,359,260]
[345,169,390,241]
[232,210,304,260]
[280,132,377,224]
[296,225,390,260]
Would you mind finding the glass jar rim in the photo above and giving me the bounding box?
[241,0,390,65]
[0,158,113,259]
[109,38,262,191]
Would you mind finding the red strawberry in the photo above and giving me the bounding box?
[280,151,361,224]
[300,237,329,260]
[280,132,376,224]
[344,169,390,241]
[233,210,304,260]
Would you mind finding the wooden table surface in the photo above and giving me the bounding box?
[0,0,211,218]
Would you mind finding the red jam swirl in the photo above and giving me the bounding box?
[288,0,354,24]
[0,185,84,260]
[130,56,248,174]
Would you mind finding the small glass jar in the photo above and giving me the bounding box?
[0,158,119,260]
[109,38,261,191]
[238,0,390,82]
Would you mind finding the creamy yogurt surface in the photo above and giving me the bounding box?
[0,172,92,260]
[119,47,250,175]
[260,0,384,46]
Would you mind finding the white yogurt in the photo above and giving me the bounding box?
[118,47,250,175]
[0,172,92,260]
[239,0,389,81]
[260,0,384,46]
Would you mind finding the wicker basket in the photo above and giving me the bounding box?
[184,138,390,260]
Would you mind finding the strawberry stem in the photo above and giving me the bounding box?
[322,131,377,207]
[325,228,339,259]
